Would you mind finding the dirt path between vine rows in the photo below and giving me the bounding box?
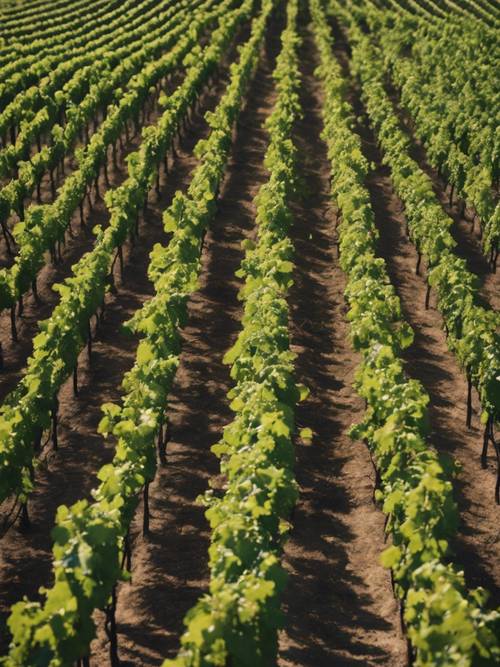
[0,45,241,653]
[278,25,407,667]
[329,19,500,607]
[89,15,283,666]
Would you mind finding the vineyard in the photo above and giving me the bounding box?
[0,0,498,664]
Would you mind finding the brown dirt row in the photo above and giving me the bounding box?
[329,18,500,607]
[278,25,407,667]
[0,34,246,653]
[89,13,286,665]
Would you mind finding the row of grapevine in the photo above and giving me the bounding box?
[0,0,185,153]
[0,0,221,331]
[0,0,93,22]
[335,2,500,502]
[386,0,443,20]
[0,0,143,61]
[0,0,204,266]
[0,0,114,26]
[440,0,499,25]
[0,0,189,154]
[385,0,499,25]
[0,0,113,41]
[2,0,266,663]
[0,0,198,190]
[375,0,497,118]
[310,1,500,664]
[474,0,500,21]
[0,0,169,103]
[0,0,84,25]
[0,0,244,508]
[164,2,302,663]
[398,0,441,17]
[363,2,499,265]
